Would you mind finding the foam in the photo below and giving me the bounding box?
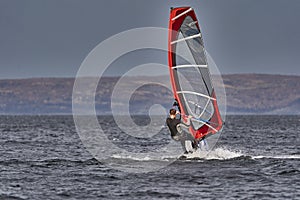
[252,155,300,160]
[111,148,300,161]
[205,147,243,160]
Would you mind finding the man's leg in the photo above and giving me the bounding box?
[172,134,188,153]
[176,124,195,153]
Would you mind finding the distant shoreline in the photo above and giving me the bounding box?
[0,74,299,115]
[0,73,299,81]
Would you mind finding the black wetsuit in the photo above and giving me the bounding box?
[166,116,198,152]
[166,117,181,137]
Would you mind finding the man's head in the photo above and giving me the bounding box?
[169,108,176,119]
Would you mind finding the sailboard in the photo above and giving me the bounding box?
[168,7,223,141]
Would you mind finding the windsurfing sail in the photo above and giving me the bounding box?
[168,7,223,140]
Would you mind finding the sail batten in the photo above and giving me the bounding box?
[170,33,202,45]
[171,7,193,21]
[177,91,216,101]
[172,64,207,69]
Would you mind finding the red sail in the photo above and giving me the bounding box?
[168,7,223,140]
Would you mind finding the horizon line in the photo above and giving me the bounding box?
[0,73,299,81]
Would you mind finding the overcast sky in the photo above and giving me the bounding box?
[1,0,300,78]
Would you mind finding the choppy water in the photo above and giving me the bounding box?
[0,115,299,199]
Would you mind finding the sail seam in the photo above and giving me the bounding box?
[188,21,198,27]
[198,99,212,119]
[188,100,212,116]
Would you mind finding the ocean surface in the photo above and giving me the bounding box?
[0,115,299,199]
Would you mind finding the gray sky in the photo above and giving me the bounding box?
[1,0,300,78]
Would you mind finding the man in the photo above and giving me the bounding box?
[166,99,182,139]
[166,108,181,139]
[166,108,198,154]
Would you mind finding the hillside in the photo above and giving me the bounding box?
[223,74,300,114]
[0,74,299,115]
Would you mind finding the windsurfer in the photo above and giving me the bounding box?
[166,108,198,154]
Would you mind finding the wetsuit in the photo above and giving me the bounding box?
[166,117,181,138]
[166,114,198,153]
[166,100,198,153]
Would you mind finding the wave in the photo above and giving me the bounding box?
[180,148,300,161]
[0,158,100,165]
[110,148,300,162]
[0,194,27,200]
[111,154,175,162]
[252,155,300,160]
[109,147,244,161]
[204,147,244,160]
[2,152,297,166]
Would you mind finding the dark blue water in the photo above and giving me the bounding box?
[0,115,299,199]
